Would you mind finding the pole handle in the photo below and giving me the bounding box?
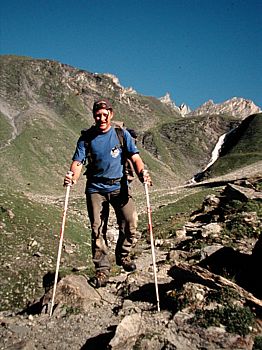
[65,170,74,187]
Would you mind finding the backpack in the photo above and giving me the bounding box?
[113,121,137,183]
[81,122,138,183]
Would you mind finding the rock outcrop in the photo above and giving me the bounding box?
[188,97,261,119]
[159,92,191,116]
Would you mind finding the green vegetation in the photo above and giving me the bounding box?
[221,199,262,241]
[61,305,81,316]
[206,286,241,304]
[143,129,177,172]
[168,285,255,337]
[138,187,220,239]
[135,95,181,123]
[223,214,259,240]
[0,186,91,311]
[137,148,178,187]
[183,287,255,336]
[192,304,255,336]
[0,113,13,147]
[222,197,262,217]
[0,115,79,195]
[205,114,262,178]
[253,336,262,350]
[206,154,262,177]
[168,284,255,336]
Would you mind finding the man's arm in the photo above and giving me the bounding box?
[64,160,83,186]
[130,153,144,175]
[130,153,152,185]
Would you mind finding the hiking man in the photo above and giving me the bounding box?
[64,99,151,288]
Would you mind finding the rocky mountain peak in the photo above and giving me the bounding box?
[179,102,191,116]
[102,73,123,88]
[159,92,191,116]
[159,92,175,106]
[188,97,261,119]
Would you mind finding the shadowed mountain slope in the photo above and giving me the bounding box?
[197,113,262,180]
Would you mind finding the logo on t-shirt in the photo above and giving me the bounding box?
[111,146,120,158]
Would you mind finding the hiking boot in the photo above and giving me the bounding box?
[89,271,109,288]
[121,256,136,272]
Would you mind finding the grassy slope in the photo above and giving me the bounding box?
[0,112,13,141]
[204,113,262,178]
[0,117,77,195]
[0,186,91,311]
[138,186,222,239]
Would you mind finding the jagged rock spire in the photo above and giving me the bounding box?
[159,92,191,116]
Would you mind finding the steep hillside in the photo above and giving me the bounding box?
[198,113,262,180]
[142,114,240,181]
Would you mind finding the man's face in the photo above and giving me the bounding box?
[94,108,113,132]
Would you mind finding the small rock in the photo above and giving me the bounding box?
[109,313,142,349]
[7,209,15,219]
[201,223,222,237]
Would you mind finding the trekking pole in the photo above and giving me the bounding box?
[144,178,160,312]
[49,171,73,317]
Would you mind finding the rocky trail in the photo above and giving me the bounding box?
[1,168,262,350]
[1,194,262,350]
[1,236,260,350]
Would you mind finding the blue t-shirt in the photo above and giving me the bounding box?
[72,126,139,193]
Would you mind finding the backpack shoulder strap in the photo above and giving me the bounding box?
[81,125,96,139]
[114,126,125,148]
[81,126,97,164]
[114,126,136,182]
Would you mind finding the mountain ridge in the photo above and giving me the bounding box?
[187,97,261,119]
[1,54,261,195]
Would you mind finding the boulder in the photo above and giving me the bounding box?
[109,313,142,349]
[42,274,101,315]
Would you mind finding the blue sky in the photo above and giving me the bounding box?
[0,0,261,110]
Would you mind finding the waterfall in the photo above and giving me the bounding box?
[202,132,228,171]
[188,128,235,183]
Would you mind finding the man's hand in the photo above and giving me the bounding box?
[63,171,75,187]
[139,169,152,186]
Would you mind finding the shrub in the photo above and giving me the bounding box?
[253,336,262,350]
[206,287,240,304]
[191,304,255,336]
[223,215,258,239]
